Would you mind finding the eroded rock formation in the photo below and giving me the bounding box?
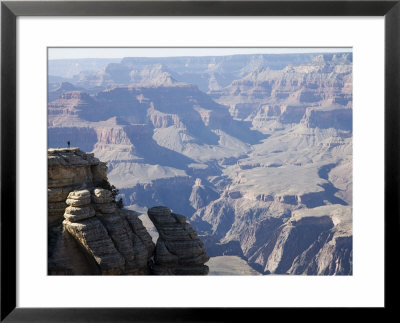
[48,147,107,226]
[48,148,208,275]
[148,206,210,275]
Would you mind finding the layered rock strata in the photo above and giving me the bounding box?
[64,190,95,222]
[62,189,124,274]
[48,148,107,227]
[48,148,155,275]
[63,205,155,275]
[148,206,210,275]
[55,186,156,275]
[92,188,116,214]
[48,148,207,275]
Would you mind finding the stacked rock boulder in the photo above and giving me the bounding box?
[148,206,210,275]
[64,190,95,221]
[92,188,116,215]
[62,188,156,275]
[63,188,154,275]
[62,189,125,275]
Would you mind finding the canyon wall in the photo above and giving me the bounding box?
[48,52,353,275]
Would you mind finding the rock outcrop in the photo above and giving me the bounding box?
[48,148,156,275]
[63,205,155,275]
[48,148,107,227]
[148,206,210,275]
[48,148,208,275]
[61,188,155,275]
[302,107,352,131]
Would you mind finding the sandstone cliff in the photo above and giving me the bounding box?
[48,148,209,275]
[212,53,352,124]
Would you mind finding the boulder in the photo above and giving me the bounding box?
[65,190,91,207]
[92,188,113,204]
[148,206,210,275]
[64,205,95,222]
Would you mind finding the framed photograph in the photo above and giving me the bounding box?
[1,0,398,321]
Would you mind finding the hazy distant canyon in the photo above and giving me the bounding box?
[48,52,352,275]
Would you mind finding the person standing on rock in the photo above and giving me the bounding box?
[67,141,70,148]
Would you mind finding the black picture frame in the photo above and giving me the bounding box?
[1,0,399,321]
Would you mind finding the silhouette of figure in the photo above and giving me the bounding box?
[67,141,70,148]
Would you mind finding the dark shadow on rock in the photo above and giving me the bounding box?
[125,125,195,169]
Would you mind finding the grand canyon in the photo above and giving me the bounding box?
[48,49,352,275]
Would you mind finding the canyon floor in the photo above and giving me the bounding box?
[207,256,261,275]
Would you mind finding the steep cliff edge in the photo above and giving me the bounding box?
[48,148,209,275]
[247,205,352,275]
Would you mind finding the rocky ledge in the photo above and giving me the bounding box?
[48,148,209,275]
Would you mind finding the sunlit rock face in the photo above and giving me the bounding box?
[48,148,108,227]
